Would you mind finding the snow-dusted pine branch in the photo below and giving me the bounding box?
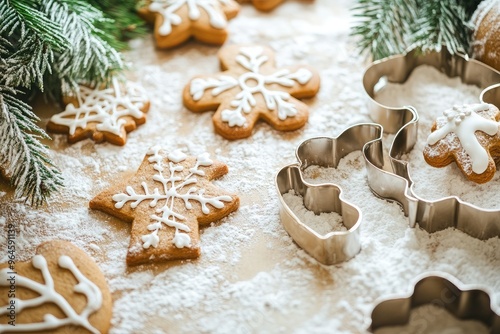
[0,86,62,206]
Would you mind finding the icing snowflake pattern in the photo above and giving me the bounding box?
[112,146,233,249]
[427,103,499,174]
[149,0,229,35]
[0,255,102,333]
[190,46,313,127]
[49,79,147,137]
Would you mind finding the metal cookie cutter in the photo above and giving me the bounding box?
[362,47,500,240]
[370,272,500,332]
[275,123,383,264]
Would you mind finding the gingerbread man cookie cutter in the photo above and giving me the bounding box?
[362,47,500,240]
[275,123,383,264]
[370,272,500,332]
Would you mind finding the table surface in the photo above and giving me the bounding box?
[0,1,499,333]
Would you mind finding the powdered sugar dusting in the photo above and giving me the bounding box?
[282,189,346,235]
[0,1,498,333]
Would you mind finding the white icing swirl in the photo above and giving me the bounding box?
[427,103,499,174]
[189,46,313,127]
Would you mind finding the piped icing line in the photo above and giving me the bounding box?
[189,46,313,127]
[149,0,228,36]
[427,103,499,174]
[112,146,232,249]
[49,78,147,136]
[0,255,102,333]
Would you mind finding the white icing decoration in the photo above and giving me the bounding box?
[427,103,499,174]
[0,255,103,333]
[49,78,147,137]
[149,0,228,36]
[189,46,313,127]
[112,147,233,249]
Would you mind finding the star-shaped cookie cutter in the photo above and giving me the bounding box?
[362,47,500,240]
[275,123,383,264]
[370,272,500,332]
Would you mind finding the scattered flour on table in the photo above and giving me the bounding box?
[282,190,346,235]
[0,1,498,333]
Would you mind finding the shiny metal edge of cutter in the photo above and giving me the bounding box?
[275,123,383,265]
[362,47,500,240]
[370,272,500,333]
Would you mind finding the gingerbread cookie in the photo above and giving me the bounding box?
[0,240,112,333]
[90,146,239,265]
[47,79,150,146]
[139,0,240,49]
[240,0,312,11]
[423,103,500,183]
[183,44,320,139]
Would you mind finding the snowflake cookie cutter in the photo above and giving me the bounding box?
[362,46,500,240]
[275,123,383,264]
[370,272,500,332]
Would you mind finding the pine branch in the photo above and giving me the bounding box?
[412,0,474,55]
[351,0,418,60]
[0,0,142,205]
[88,0,148,51]
[0,86,63,206]
[0,0,68,90]
[41,0,124,97]
[351,0,482,60]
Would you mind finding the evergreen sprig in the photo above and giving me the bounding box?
[351,0,483,60]
[0,85,63,206]
[88,0,147,51]
[0,0,146,206]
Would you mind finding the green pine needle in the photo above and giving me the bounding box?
[351,0,482,60]
[351,0,418,60]
[0,0,147,206]
[412,0,474,55]
[0,86,63,206]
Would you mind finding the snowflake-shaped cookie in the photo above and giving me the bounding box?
[240,0,313,11]
[90,146,239,265]
[423,103,500,183]
[139,0,240,48]
[183,44,320,139]
[47,79,150,146]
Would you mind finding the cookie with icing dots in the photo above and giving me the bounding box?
[240,0,313,11]
[183,44,320,140]
[423,103,500,183]
[89,146,239,265]
[0,240,112,333]
[138,0,240,49]
[47,79,150,146]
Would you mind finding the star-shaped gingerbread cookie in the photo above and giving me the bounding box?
[183,44,320,139]
[90,146,239,265]
[139,0,240,48]
[47,79,150,146]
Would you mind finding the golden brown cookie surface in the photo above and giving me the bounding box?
[0,240,112,333]
[423,103,500,183]
[89,146,239,265]
[183,44,320,139]
[47,79,150,146]
[139,0,240,49]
